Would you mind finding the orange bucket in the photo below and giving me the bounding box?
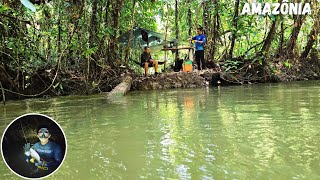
[183,60,193,72]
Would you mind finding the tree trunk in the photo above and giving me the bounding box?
[300,28,317,59]
[202,0,208,32]
[212,0,218,60]
[89,0,99,79]
[57,1,62,53]
[285,14,304,57]
[187,0,193,61]
[175,0,179,59]
[105,0,110,26]
[228,0,240,59]
[261,18,277,54]
[277,19,284,56]
[187,0,192,38]
[90,0,98,44]
[124,0,136,65]
[207,0,219,64]
[164,3,169,70]
[109,0,123,64]
[202,0,209,63]
[300,6,319,59]
[261,0,282,55]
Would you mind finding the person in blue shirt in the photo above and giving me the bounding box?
[24,128,63,170]
[189,27,207,70]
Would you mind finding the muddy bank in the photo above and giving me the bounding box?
[0,65,126,101]
[1,58,320,102]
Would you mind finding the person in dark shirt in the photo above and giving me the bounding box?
[173,54,183,72]
[189,27,207,70]
[141,46,159,76]
[24,128,63,170]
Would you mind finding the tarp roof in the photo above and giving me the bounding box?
[117,26,177,51]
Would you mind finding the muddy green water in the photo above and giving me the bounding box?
[1,81,320,179]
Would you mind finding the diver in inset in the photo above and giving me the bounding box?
[23,127,63,171]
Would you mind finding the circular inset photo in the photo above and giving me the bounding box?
[1,113,67,179]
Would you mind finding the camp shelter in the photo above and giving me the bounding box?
[117,26,178,52]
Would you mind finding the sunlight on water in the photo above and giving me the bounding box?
[1,81,320,179]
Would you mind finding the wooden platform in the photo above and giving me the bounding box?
[161,46,194,51]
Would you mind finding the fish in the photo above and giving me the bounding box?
[29,148,41,163]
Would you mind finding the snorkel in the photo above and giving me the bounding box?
[37,128,51,145]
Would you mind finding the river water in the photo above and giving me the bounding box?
[0,81,319,179]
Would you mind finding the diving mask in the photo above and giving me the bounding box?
[38,128,50,138]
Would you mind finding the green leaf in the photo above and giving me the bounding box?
[20,0,36,12]
[0,4,11,13]
[270,15,276,21]
[59,83,63,90]
[53,82,59,89]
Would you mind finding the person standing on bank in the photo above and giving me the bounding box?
[189,27,206,70]
[141,46,159,76]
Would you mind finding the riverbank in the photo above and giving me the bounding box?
[1,57,319,102]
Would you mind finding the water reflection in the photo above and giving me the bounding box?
[0,81,319,179]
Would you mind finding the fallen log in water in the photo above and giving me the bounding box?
[106,75,133,99]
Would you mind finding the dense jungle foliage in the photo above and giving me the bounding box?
[0,0,319,100]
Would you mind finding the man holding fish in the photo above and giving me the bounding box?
[23,127,63,170]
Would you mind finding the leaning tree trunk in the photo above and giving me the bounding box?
[300,4,319,59]
[261,18,278,54]
[228,0,240,59]
[261,0,282,55]
[285,15,304,57]
[285,0,310,58]
[300,23,319,58]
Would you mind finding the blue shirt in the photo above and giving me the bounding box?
[32,140,63,167]
[192,34,206,51]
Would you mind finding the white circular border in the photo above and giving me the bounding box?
[1,113,68,179]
